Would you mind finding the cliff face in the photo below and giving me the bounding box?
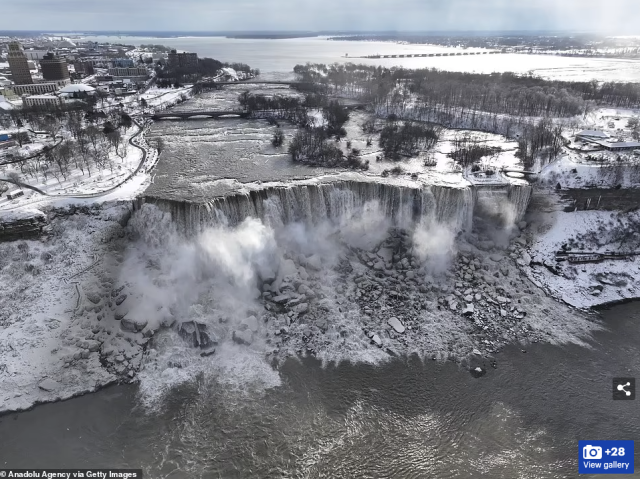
[0,214,49,242]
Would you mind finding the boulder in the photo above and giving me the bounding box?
[115,294,128,306]
[159,310,176,328]
[371,334,383,347]
[178,321,214,349]
[295,303,309,315]
[489,254,502,262]
[114,304,128,321]
[84,340,101,352]
[243,315,259,332]
[121,317,148,333]
[387,317,405,334]
[477,240,495,251]
[305,254,322,271]
[85,291,102,305]
[298,267,309,281]
[38,378,60,392]
[377,247,393,263]
[232,329,253,346]
[272,294,290,304]
[298,284,316,298]
[280,259,297,278]
[462,303,474,316]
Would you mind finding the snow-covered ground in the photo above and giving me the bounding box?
[140,86,193,111]
[0,203,147,414]
[338,111,524,187]
[540,154,640,189]
[521,196,640,309]
[1,124,158,214]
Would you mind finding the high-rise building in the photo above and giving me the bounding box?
[40,53,70,81]
[167,50,199,73]
[7,42,33,85]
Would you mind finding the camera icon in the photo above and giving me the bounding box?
[583,445,603,460]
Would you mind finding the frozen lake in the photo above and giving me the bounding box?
[81,35,640,82]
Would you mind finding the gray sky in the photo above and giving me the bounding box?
[2,0,640,32]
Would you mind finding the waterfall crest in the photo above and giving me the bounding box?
[144,180,532,235]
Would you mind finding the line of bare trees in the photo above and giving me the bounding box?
[295,63,640,114]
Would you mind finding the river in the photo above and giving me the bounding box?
[0,301,638,478]
[77,35,640,83]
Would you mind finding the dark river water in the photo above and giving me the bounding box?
[0,302,638,478]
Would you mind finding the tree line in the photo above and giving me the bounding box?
[294,63,640,112]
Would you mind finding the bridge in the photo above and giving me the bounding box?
[500,168,538,181]
[354,51,503,59]
[149,110,251,120]
[197,80,315,88]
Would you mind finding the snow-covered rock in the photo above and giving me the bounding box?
[38,378,60,392]
[387,317,405,334]
[232,329,253,346]
[121,317,147,333]
[305,254,322,271]
[243,315,259,332]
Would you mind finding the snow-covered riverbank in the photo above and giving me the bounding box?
[0,203,143,414]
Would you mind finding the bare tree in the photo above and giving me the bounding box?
[7,171,21,184]
[13,131,30,147]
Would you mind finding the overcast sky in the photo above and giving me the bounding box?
[2,0,640,33]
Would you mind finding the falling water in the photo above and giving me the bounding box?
[143,179,532,236]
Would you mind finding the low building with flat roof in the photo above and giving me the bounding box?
[595,140,640,151]
[23,94,63,108]
[576,130,609,141]
[107,66,148,80]
[12,79,70,95]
